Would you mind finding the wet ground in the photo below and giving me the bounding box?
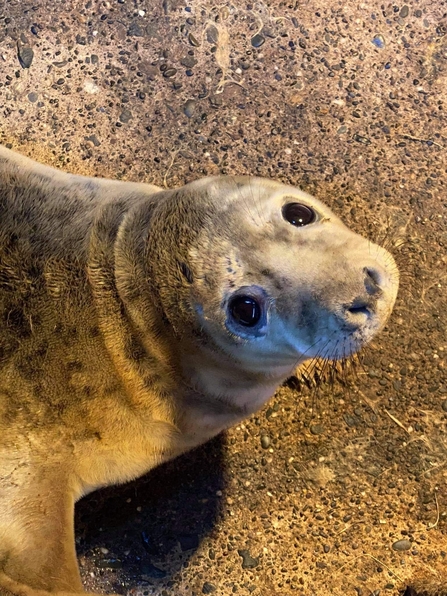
[0,0,446,595]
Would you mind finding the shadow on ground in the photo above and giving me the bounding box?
[75,436,225,593]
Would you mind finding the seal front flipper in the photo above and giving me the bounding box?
[0,464,99,596]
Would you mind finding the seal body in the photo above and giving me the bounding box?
[0,145,399,595]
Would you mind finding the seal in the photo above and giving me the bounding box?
[0,144,399,596]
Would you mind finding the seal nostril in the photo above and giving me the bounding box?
[364,266,381,284]
[363,267,382,296]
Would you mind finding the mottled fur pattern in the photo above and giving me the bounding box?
[0,146,399,595]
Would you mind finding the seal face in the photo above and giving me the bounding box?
[0,146,399,595]
[178,178,398,414]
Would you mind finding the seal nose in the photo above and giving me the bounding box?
[363,266,383,297]
[343,266,385,326]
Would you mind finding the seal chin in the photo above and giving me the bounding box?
[303,329,373,362]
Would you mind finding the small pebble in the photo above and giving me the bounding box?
[27,92,38,103]
[17,44,34,68]
[392,539,412,551]
[251,34,265,48]
[119,109,133,123]
[202,582,217,594]
[188,33,200,47]
[86,134,101,147]
[183,99,196,118]
[127,22,144,36]
[372,35,385,49]
[181,55,197,68]
[399,5,409,18]
[260,434,270,449]
[206,25,218,43]
[238,549,259,569]
[310,424,324,435]
[441,398,447,412]
[353,134,371,145]
[163,67,177,78]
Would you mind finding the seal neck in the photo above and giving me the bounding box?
[88,195,178,417]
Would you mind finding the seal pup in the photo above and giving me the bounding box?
[0,145,399,596]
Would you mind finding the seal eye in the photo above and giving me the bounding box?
[229,296,261,327]
[282,202,316,227]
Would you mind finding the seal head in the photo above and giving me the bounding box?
[116,176,399,420]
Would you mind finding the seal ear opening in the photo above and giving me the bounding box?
[178,261,194,284]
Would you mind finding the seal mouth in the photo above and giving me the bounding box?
[347,303,370,317]
[341,296,378,330]
[287,278,395,362]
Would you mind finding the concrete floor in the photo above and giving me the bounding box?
[0,1,446,595]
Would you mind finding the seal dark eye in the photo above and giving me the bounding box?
[282,202,316,227]
[229,296,261,327]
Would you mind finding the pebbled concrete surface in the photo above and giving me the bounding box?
[1,1,447,595]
